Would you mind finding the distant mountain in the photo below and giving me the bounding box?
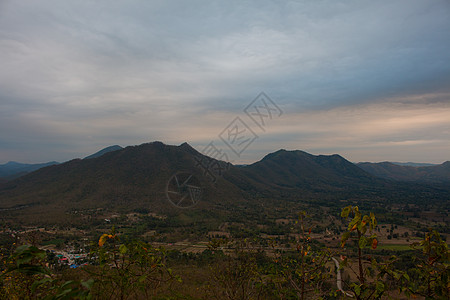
[84,145,123,159]
[391,162,437,167]
[230,149,379,191]
[0,142,246,224]
[357,161,450,183]
[0,146,123,180]
[222,150,449,206]
[0,142,448,225]
[0,161,59,180]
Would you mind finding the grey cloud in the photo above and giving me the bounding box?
[0,0,449,163]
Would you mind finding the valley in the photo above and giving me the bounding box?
[0,142,448,299]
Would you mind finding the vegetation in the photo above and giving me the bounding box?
[1,206,448,299]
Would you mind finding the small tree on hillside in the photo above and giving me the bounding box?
[408,229,449,298]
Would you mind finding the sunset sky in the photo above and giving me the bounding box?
[1,0,449,164]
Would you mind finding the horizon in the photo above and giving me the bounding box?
[1,1,449,164]
[0,141,447,166]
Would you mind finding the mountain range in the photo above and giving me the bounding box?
[357,161,450,183]
[0,145,123,181]
[0,161,59,180]
[0,142,448,225]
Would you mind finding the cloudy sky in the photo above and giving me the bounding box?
[1,0,449,164]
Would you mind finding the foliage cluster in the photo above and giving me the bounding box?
[0,206,448,299]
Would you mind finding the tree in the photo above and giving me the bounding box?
[0,244,92,299]
[340,206,385,299]
[409,229,449,298]
[272,211,333,299]
[86,228,176,300]
[207,238,266,300]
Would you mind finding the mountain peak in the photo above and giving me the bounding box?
[261,149,311,162]
[84,145,123,160]
[178,142,199,154]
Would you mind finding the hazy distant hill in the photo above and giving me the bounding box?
[84,145,123,159]
[0,161,59,180]
[0,142,448,224]
[222,149,449,207]
[391,162,437,167]
[357,161,450,183]
[238,149,378,189]
[0,145,122,181]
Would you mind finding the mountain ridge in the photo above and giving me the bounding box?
[84,145,123,159]
[0,145,125,181]
[357,161,450,183]
[0,141,448,225]
[0,161,59,180]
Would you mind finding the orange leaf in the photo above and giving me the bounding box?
[371,238,378,249]
[99,234,109,247]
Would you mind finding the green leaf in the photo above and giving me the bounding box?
[348,217,360,231]
[376,281,385,294]
[359,237,368,249]
[341,206,351,218]
[354,284,361,296]
[341,232,351,247]
[119,244,128,254]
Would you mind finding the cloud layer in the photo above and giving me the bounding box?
[1,0,449,163]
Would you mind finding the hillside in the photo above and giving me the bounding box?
[84,145,123,159]
[0,142,246,224]
[357,161,450,183]
[239,150,377,189]
[0,142,448,225]
[0,161,59,180]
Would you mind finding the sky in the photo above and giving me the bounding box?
[0,0,449,164]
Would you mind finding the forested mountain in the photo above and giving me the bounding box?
[357,161,450,183]
[0,142,448,224]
